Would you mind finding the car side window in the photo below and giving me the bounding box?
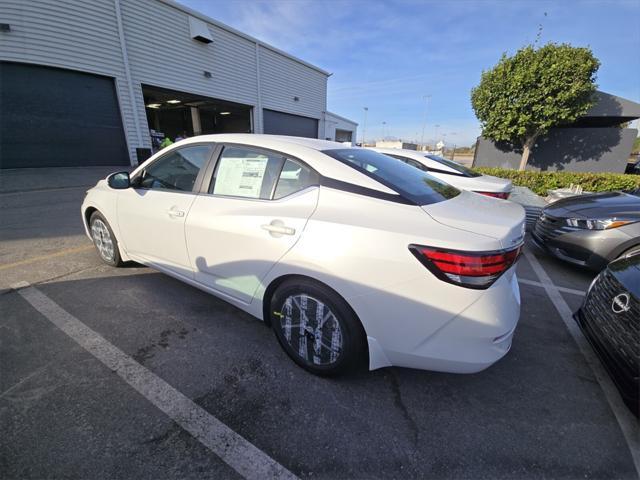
[138,144,214,192]
[273,159,319,199]
[211,146,285,199]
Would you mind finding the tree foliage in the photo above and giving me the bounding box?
[471,43,600,170]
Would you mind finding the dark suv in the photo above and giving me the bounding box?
[574,253,639,416]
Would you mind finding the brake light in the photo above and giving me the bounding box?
[476,191,510,200]
[409,244,522,289]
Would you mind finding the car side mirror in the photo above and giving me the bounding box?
[107,171,130,189]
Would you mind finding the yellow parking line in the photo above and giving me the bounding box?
[0,245,94,271]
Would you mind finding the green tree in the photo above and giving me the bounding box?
[471,43,600,171]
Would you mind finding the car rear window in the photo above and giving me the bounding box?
[425,154,481,177]
[322,148,460,205]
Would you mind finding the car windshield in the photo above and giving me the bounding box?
[322,148,460,205]
[425,154,481,177]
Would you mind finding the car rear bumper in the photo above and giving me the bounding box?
[356,268,521,374]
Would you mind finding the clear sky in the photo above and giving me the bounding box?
[179,0,639,146]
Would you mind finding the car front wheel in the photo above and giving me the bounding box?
[89,211,123,267]
[270,278,366,376]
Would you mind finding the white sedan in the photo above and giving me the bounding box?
[369,147,513,199]
[82,135,525,376]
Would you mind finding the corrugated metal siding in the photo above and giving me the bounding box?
[259,46,328,123]
[121,0,258,106]
[1,0,330,162]
[0,0,140,164]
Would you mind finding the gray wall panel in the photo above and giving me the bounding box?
[474,128,638,173]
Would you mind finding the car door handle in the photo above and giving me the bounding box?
[261,222,295,236]
[167,208,185,218]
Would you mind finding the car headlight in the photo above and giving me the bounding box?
[565,218,636,230]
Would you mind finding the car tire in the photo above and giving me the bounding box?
[270,278,367,376]
[89,211,124,267]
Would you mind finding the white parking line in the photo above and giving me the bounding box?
[518,277,585,296]
[523,251,640,474]
[12,281,298,480]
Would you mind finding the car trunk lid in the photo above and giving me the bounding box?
[421,190,526,249]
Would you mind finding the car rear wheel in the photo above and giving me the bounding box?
[89,211,123,267]
[270,278,366,376]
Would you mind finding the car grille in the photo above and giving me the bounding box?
[533,213,579,242]
[582,270,639,377]
[524,206,543,232]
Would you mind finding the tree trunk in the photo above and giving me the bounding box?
[518,135,537,171]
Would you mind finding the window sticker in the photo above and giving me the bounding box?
[213,156,269,198]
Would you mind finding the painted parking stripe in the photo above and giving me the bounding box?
[517,277,585,296]
[12,281,298,480]
[523,251,640,474]
[0,245,94,271]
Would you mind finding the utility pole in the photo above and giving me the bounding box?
[362,107,368,146]
[420,95,431,148]
[448,132,457,160]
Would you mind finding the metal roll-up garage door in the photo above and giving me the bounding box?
[0,62,129,168]
[263,109,319,138]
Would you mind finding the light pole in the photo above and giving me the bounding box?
[382,121,386,139]
[420,94,431,147]
[361,107,368,146]
[447,132,457,160]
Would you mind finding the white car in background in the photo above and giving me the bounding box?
[370,147,513,199]
[82,135,525,376]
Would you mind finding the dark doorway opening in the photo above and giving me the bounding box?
[142,85,252,149]
[335,129,353,143]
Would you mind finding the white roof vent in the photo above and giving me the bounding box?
[188,16,213,44]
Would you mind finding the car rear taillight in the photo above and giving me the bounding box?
[409,244,522,289]
[476,191,510,200]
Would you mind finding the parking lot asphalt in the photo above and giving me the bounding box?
[1,169,638,479]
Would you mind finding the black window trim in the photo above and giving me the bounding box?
[321,149,431,205]
[131,141,217,194]
[319,176,416,205]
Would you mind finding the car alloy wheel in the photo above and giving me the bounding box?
[91,218,115,262]
[88,212,123,267]
[270,278,366,376]
[275,294,344,367]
